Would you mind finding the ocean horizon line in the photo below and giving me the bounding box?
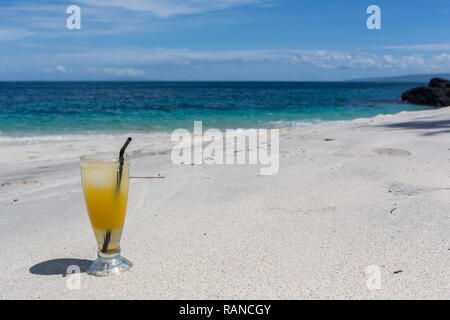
[0,79,427,83]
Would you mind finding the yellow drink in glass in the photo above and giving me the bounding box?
[80,153,132,276]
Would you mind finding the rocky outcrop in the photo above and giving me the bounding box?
[401,78,450,107]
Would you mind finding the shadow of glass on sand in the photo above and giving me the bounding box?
[29,258,93,276]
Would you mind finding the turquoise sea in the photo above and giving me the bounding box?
[0,81,430,141]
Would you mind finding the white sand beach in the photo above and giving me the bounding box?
[0,107,449,299]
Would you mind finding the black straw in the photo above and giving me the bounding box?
[101,231,111,253]
[102,137,132,253]
[116,137,132,197]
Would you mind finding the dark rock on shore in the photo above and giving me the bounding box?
[401,78,450,107]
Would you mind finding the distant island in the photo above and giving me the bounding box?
[349,73,450,83]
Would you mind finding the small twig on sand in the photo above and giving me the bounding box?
[393,270,403,274]
[390,207,397,214]
[130,176,166,179]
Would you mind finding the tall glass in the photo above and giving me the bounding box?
[80,153,132,276]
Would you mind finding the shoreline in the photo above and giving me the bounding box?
[0,107,449,299]
[0,106,437,143]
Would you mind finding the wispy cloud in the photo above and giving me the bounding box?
[43,47,449,72]
[3,47,450,80]
[1,1,246,39]
[382,43,450,51]
[42,65,69,73]
[55,65,67,72]
[0,29,34,41]
[77,0,264,18]
[87,67,145,77]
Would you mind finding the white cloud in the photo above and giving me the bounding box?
[87,67,145,77]
[433,53,450,62]
[19,48,450,78]
[78,0,263,18]
[382,43,450,51]
[55,65,67,72]
[52,48,450,72]
[42,66,68,73]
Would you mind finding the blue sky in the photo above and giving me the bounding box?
[0,0,449,80]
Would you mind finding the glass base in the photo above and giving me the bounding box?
[88,252,132,277]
